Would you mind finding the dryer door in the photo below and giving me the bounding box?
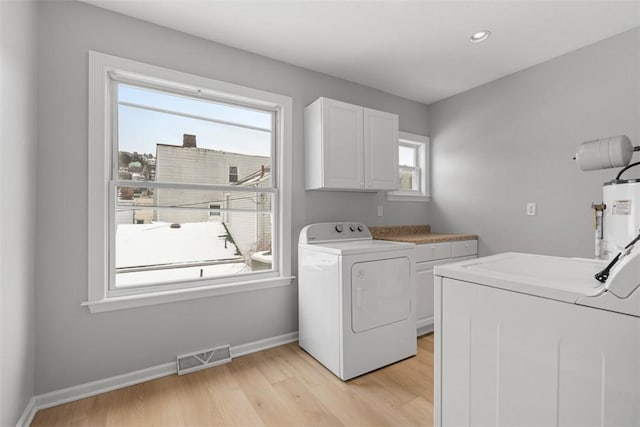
[351,256,412,333]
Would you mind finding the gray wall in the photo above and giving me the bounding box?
[1,0,38,424]
[428,28,640,259]
[35,1,429,394]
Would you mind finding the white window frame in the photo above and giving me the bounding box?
[85,51,293,313]
[387,131,430,202]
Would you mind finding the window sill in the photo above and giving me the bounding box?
[82,276,295,313]
[387,192,431,202]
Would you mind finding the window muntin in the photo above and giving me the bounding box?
[115,187,272,212]
[111,80,277,292]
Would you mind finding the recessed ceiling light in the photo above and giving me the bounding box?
[470,30,491,43]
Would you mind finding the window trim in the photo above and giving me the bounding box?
[387,131,430,202]
[87,51,293,313]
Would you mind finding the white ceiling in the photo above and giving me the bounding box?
[82,1,640,104]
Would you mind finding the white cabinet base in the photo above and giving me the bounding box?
[415,242,476,336]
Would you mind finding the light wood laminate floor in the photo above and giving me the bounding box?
[32,334,434,426]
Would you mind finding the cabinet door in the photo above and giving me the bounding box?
[416,255,478,332]
[415,242,452,263]
[451,240,478,258]
[322,99,364,189]
[416,265,435,323]
[363,108,399,190]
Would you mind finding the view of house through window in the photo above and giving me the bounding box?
[114,83,275,289]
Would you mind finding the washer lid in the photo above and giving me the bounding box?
[301,239,415,255]
[435,252,606,303]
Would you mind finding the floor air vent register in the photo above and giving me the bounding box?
[176,344,232,375]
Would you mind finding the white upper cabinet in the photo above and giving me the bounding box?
[304,97,399,191]
[363,108,399,190]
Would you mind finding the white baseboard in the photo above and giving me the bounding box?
[231,331,298,358]
[417,317,434,336]
[35,361,177,411]
[16,396,37,427]
[23,331,298,422]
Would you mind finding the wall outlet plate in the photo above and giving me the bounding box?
[526,202,537,216]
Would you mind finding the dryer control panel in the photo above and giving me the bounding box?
[299,222,372,244]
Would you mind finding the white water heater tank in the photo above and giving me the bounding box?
[602,180,640,259]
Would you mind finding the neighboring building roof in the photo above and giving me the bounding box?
[234,166,271,186]
[156,143,268,159]
[116,221,241,269]
[114,221,251,288]
[156,134,268,157]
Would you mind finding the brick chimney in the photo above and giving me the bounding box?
[183,134,197,148]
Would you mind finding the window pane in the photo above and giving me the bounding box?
[399,167,419,191]
[117,85,272,184]
[115,188,273,289]
[119,84,272,130]
[399,145,416,167]
[114,211,272,288]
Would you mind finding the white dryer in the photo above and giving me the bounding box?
[298,222,417,380]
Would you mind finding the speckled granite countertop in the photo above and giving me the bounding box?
[369,225,478,244]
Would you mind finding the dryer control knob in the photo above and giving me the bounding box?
[349,225,356,232]
[357,225,363,232]
[335,224,344,233]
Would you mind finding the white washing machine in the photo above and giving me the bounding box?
[298,222,417,381]
[433,252,640,426]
